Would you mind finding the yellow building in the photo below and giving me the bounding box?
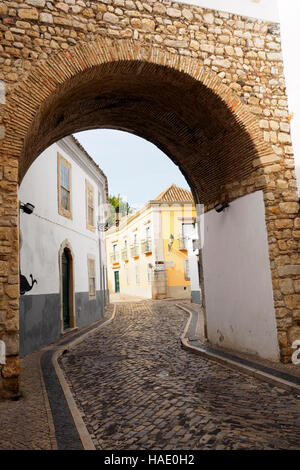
[105,185,196,299]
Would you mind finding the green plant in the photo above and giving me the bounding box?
[107,194,133,228]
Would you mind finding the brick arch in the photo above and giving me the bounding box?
[4,38,274,207]
[1,37,299,399]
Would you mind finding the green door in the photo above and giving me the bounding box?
[62,250,70,330]
[114,271,120,293]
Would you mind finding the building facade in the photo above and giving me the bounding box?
[19,136,108,356]
[106,185,197,300]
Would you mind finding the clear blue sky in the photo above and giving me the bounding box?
[74,129,190,208]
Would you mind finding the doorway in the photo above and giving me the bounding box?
[114,271,120,293]
[61,247,73,331]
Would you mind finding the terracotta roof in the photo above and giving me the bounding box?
[154,184,194,203]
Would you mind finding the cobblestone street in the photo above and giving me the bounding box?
[59,301,300,450]
[0,350,56,450]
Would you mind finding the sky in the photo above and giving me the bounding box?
[74,129,190,209]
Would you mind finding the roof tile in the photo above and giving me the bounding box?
[154,184,194,203]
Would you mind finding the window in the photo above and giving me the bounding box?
[87,256,96,299]
[86,180,95,231]
[184,259,190,281]
[181,223,194,250]
[135,265,140,284]
[126,266,129,285]
[113,244,118,263]
[131,233,139,257]
[145,226,151,252]
[58,153,72,219]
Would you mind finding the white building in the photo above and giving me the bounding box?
[19,136,108,356]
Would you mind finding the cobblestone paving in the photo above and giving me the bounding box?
[60,301,300,450]
[0,351,56,450]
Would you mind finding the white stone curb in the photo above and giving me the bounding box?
[52,304,117,450]
[176,303,300,394]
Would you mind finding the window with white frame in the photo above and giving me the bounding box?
[113,244,118,263]
[184,259,190,281]
[87,256,96,299]
[86,180,95,231]
[145,225,151,252]
[135,265,140,284]
[58,153,72,219]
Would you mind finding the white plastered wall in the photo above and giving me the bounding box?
[19,140,104,295]
[202,191,280,361]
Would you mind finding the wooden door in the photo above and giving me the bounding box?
[62,249,70,330]
[114,271,120,293]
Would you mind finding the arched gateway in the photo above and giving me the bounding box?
[0,2,299,397]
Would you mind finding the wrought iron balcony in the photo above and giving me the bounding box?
[121,248,128,261]
[130,243,139,257]
[141,238,152,253]
[110,252,119,264]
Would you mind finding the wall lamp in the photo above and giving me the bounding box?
[214,202,229,213]
[168,234,174,251]
[19,202,35,214]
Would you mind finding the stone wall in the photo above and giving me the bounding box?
[0,0,299,394]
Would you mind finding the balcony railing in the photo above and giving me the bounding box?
[130,243,139,257]
[110,252,119,264]
[178,237,188,250]
[121,248,129,261]
[141,238,152,253]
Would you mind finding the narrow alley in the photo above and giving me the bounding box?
[59,301,300,450]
